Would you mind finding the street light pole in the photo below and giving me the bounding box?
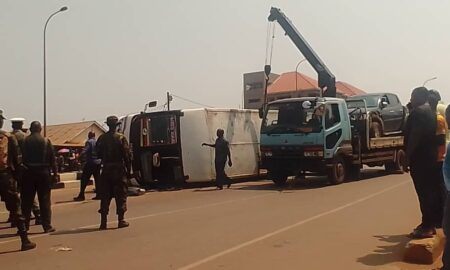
[422,76,437,87]
[295,59,307,91]
[43,6,68,137]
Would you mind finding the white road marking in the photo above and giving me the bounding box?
[178,180,409,270]
[0,192,275,245]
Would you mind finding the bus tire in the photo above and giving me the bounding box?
[328,156,346,185]
[272,174,288,186]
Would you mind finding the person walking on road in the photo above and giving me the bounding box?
[0,109,36,250]
[404,87,439,238]
[21,121,58,233]
[96,116,131,230]
[11,118,42,225]
[438,105,450,270]
[202,128,232,190]
[74,131,101,201]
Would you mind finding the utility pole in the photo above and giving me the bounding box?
[167,92,172,111]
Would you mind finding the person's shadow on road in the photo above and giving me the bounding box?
[50,227,112,236]
[356,234,410,266]
[0,248,22,255]
[0,233,18,239]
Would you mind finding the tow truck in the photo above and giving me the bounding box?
[260,8,406,185]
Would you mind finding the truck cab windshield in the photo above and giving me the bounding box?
[262,102,324,134]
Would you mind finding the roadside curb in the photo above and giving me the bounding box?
[403,230,445,265]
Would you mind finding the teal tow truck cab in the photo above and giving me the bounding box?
[260,97,405,185]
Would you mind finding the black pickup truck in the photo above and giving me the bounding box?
[346,93,407,137]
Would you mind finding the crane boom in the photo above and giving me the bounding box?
[268,7,337,97]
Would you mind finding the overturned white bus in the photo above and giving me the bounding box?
[119,108,262,185]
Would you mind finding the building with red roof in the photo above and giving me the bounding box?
[243,71,367,109]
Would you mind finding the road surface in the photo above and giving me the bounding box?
[0,169,443,269]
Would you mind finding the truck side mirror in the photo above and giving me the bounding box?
[258,107,264,119]
[380,101,388,108]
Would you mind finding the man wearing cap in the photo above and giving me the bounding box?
[0,109,36,250]
[96,116,131,230]
[22,121,58,233]
[10,117,42,225]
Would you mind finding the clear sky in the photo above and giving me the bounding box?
[1,0,449,125]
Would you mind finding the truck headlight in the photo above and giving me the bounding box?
[304,151,324,157]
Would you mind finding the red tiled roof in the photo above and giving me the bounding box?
[267,72,318,94]
[336,81,366,96]
[267,72,366,97]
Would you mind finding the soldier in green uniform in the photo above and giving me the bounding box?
[21,121,58,233]
[10,118,42,225]
[0,109,36,250]
[96,116,131,230]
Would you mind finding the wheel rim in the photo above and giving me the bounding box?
[336,163,345,180]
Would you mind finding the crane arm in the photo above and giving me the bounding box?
[268,7,337,97]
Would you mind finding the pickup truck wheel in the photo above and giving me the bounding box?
[272,174,288,186]
[328,156,346,185]
[370,121,382,138]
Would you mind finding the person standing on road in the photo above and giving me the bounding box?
[404,87,439,238]
[439,105,450,270]
[74,131,101,201]
[11,118,42,225]
[428,90,447,226]
[96,116,131,230]
[0,109,36,250]
[202,128,232,190]
[21,121,58,233]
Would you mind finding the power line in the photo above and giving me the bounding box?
[170,94,214,108]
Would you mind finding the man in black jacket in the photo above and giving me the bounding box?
[404,87,439,238]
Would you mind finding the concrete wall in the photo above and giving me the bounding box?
[243,71,279,109]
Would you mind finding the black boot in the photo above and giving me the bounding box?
[10,219,18,228]
[35,217,42,225]
[73,194,85,201]
[20,232,36,251]
[118,214,129,228]
[99,214,107,230]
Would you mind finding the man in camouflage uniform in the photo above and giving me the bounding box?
[21,121,58,233]
[10,118,42,225]
[0,109,36,250]
[96,116,131,230]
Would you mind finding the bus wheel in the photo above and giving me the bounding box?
[272,174,288,186]
[328,156,346,185]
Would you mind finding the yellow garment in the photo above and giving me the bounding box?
[437,103,450,144]
[437,114,448,161]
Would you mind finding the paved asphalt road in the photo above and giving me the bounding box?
[0,169,443,269]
